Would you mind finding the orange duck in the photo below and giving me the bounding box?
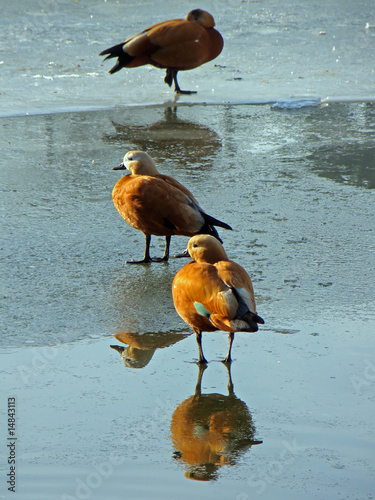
[172,235,264,363]
[99,9,223,94]
[112,151,231,264]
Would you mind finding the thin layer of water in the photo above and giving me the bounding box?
[1,102,374,499]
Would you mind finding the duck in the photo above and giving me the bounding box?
[172,234,264,363]
[99,9,223,94]
[111,151,232,263]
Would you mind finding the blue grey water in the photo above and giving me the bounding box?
[0,1,374,499]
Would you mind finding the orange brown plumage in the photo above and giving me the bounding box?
[99,9,223,93]
[172,235,264,363]
[111,151,231,263]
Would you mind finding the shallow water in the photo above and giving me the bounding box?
[1,101,375,500]
[1,1,375,499]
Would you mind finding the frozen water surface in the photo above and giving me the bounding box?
[0,1,374,499]
[0,0,374,113]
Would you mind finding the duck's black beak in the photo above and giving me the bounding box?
[112,162,126,170]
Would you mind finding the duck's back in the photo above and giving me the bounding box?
[125,18,223,70]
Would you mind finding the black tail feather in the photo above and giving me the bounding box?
[99,43,134,74]
[231,288,265,332]
[254,314,264,324]
[198,224,223,243]
[197,210,232,243]
[201,211,232,231]
[99,42,124,59]
[230,311,264,332]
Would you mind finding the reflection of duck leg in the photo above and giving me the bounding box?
[194,363,208,398]
[164,106,177,119]
[223,362,234,396]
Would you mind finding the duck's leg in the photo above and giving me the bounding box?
[164,68,173,87]
[194,329,208,364]
[161,235,171,261]
[126,234,152,264]
[151,235,171,262]
[127,235,172,264]
[222,332,234,364]
[165,68,197,95]
[173,70,197,95]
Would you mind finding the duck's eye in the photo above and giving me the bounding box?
[193,243,198,248]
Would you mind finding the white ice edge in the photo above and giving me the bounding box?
[0,95,374,118]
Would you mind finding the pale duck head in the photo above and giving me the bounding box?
[188,234,229,264]
[113,150,159,175]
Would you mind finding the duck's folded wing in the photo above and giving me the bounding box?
[156,175,231,232]
[215,261,257,313]
[156,174,199,204]
[124,20,202,57]
[147,21,206,47]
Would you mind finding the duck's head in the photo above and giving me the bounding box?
[113,150,159,176]
[188,234,228,264]
[186,9,215,28]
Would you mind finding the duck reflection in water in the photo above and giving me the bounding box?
[102,107,222,164]
[171,364,262,481]
[110,330,189,369]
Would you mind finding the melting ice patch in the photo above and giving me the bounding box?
[270,98,322,110]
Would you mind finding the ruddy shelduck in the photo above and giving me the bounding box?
[172,235,264,363]
[99,9,223,94]
[112,151,232,264]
